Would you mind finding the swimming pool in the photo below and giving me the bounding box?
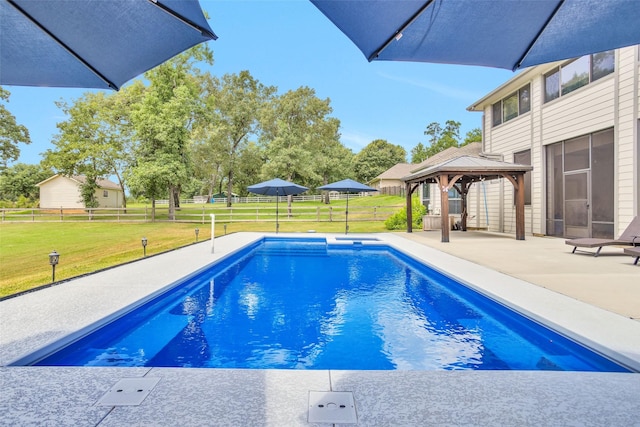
[31,237,629,372]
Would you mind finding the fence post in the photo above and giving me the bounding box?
[145,206,148,221]
[202,205,205,224]
[329,206,333,222]
[60,207,63,222]
[374,206,377,220]
[210,214,215,253]
[32,209,35,222]
[317,206,320,222]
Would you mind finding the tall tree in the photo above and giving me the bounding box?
[463,128,482,145]
[194,71,275,206]
[353,139,406,183]
[311,117,354,203]
[423,120,461,157]
[410,142,429,163]
[127,46,212,219]
[260,87,329,183]
[43,84,141,208]
[260,87,336,210]
[0,88,31,172]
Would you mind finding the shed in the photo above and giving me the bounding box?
[36,175,124,209]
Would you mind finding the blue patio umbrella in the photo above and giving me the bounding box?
[318,179,377,234]
[310,0,640,71]
[1,0,216,90]
[247,178,308,233]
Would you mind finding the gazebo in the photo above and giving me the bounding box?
[402,155,533,242]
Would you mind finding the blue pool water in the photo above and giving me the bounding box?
[33,237,628,371]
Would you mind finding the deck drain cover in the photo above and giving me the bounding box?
[308,391,357,424]
[96,377,160,406]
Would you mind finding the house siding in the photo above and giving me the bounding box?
[471,45,639,239]
[38,175,124,209]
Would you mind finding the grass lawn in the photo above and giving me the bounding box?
[0,196,407,297]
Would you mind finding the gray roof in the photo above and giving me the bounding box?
[410,142,482,173]
[370,163,414,182]
[403,155,533,183]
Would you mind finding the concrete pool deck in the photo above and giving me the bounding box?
[1,231,639,426]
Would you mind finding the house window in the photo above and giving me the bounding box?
[103,190,109,198]
[561,56,590,96]
[448,188,462,214]
[491,84,530,127]
[422,183,431,210]
[544,50,614,103]
[513,150,531,205]
[492,102,502,126]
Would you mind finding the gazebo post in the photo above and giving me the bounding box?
[515,173,526,240]
[440,174,450,242]
[405,182,413,233]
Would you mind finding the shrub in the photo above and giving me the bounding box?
[384,199,426,230]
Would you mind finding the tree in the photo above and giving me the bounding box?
[423,120,461,158]
[463,128,482,145]
[194,71,275,206]
[234,142,265,196]
[127,46,212,219]
[353,139,406,183]
[0,88,31,172]
[0,162,53,202]
[410,142,429,163]
[260,88,329,182]
[43,84,141,208]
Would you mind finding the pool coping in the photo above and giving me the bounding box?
[1,232,639,426]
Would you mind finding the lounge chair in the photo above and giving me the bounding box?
[623,247,640,265]
[565,216,640,256]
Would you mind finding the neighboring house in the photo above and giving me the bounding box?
[37,175,124,209]
[459,45,639,239]
[369,163,414,195]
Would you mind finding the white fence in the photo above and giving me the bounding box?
[155,192,374,205]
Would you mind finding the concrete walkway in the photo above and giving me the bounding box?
[1,232,639,426]
[402,230,639,321]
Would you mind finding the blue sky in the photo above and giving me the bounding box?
[6,0,515,166]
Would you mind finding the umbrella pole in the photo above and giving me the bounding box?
[276,191,279,234]
[345,193,349,234]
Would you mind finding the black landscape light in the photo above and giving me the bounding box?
[195,228,200,242]
[141,237,148,257]
[49,250,59,282]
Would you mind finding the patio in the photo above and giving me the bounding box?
[1,231,639,426]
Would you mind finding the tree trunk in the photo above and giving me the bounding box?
[226,171,233,207]
[151,198,156,222]
[168,186,176,220]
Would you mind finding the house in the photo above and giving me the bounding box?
[37,175,124,209]
[368,163,414,196]
[412,45,638,240]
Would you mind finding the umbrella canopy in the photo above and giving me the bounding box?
[247,178,308,233]
[318,179,377,194]
[247,178,309,197]
[310,0,640,71]
[318,179,376,234]
[1,0,216,90]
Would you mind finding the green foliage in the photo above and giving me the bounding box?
[0,88,31,171]
[384,198,427,230]
[463,128,482,145]
[410,142,428,163]
[353,139,407,183]
[79,175,99,209]
[0,162,52,201]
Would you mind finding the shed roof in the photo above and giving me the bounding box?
[36,174,121,191]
